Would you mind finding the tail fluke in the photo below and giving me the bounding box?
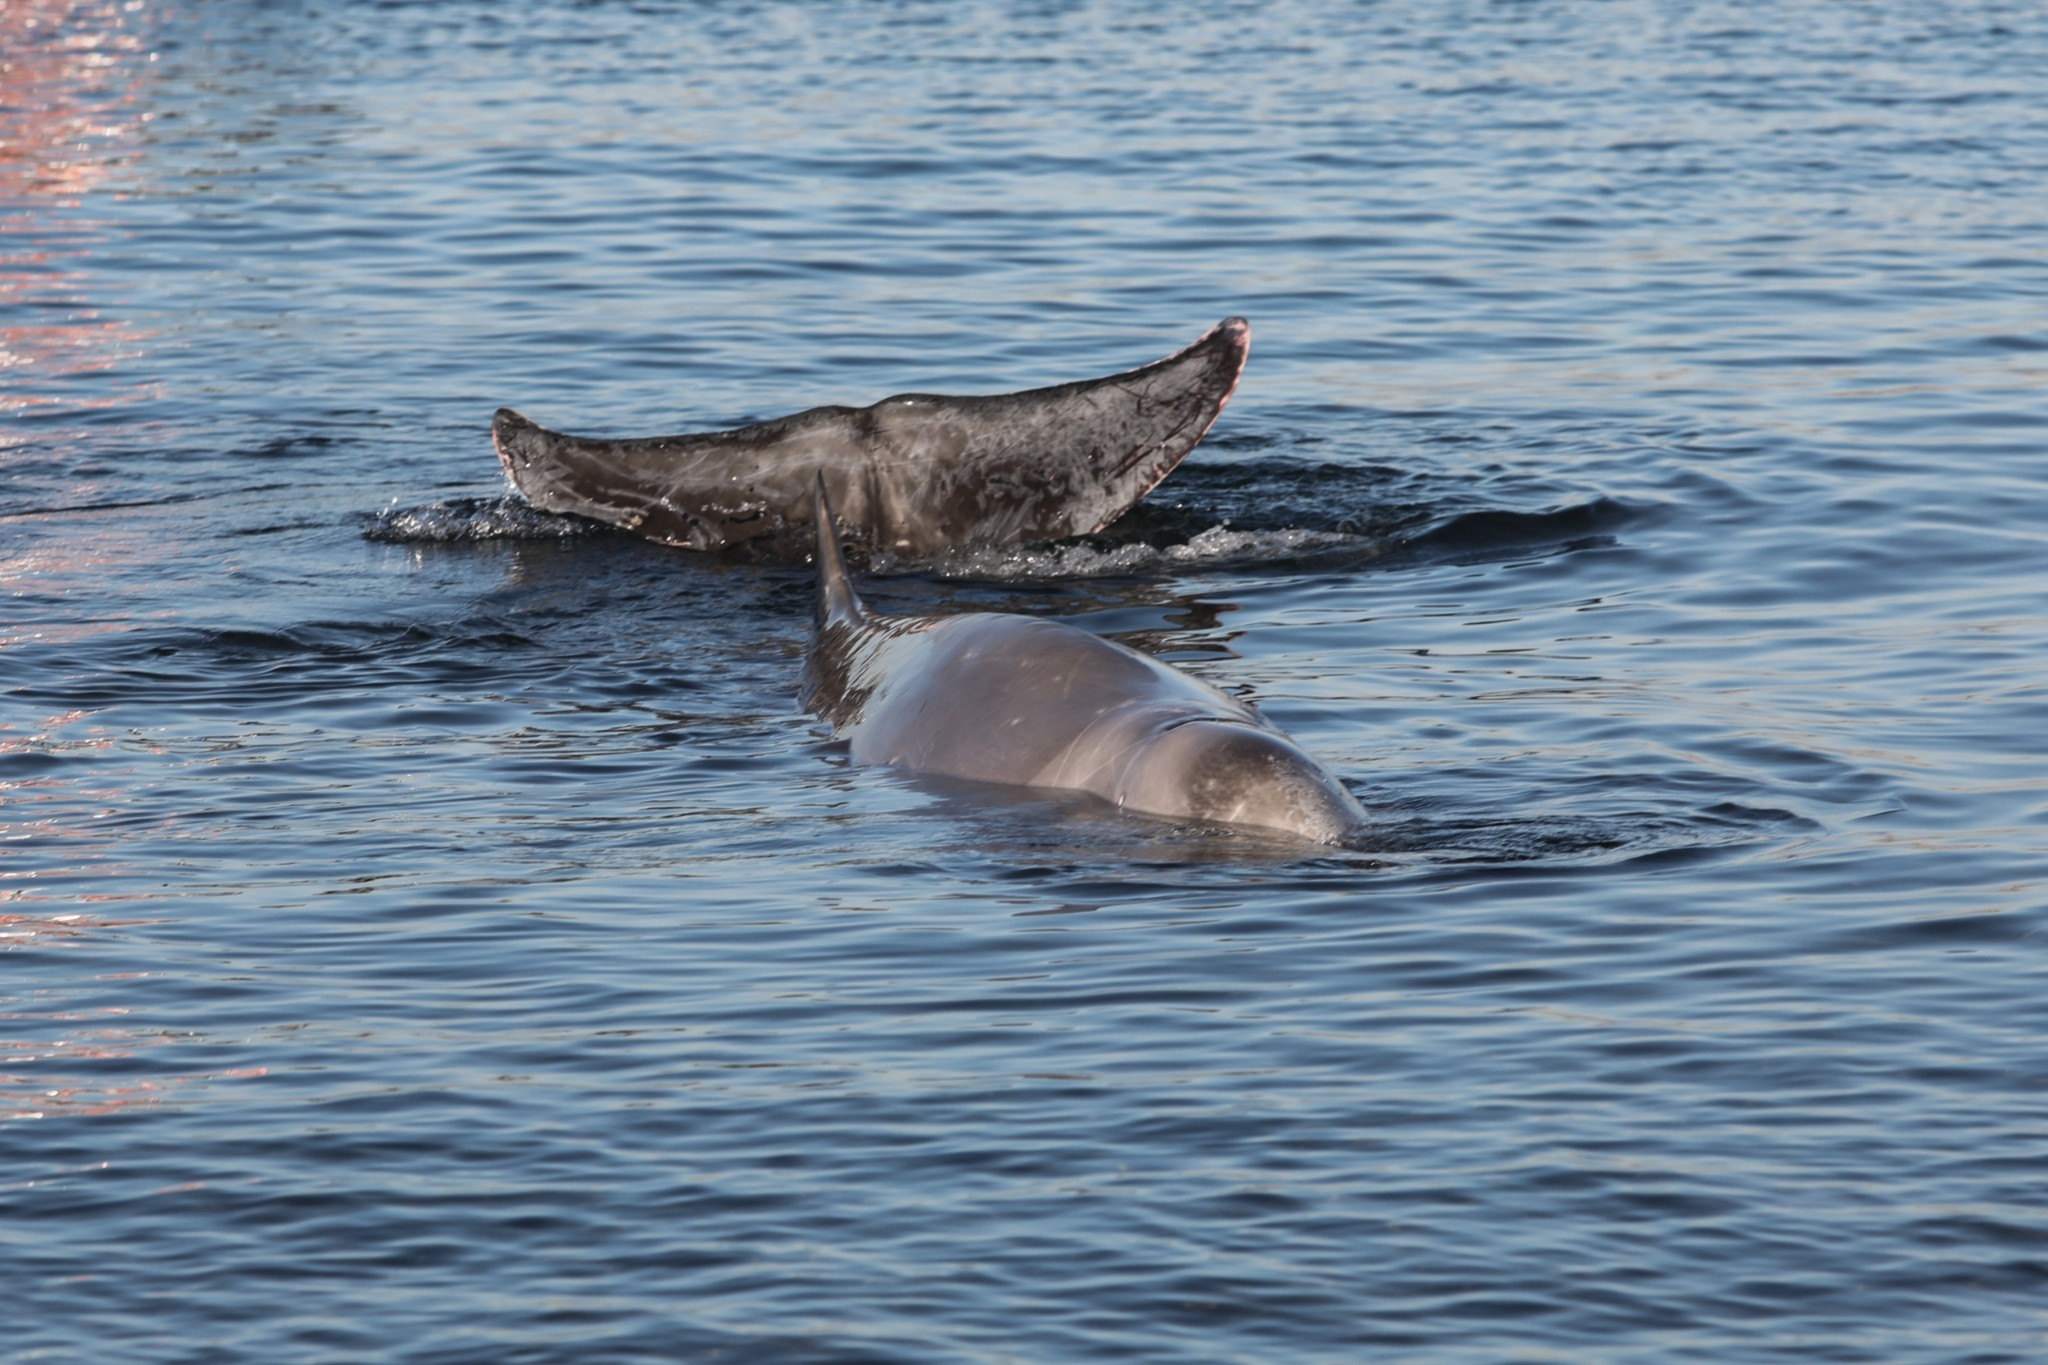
[812,475,864,628]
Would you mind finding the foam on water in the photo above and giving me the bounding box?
[889,523,1372,579]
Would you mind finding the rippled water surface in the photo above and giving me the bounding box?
[6,2,2047,1360]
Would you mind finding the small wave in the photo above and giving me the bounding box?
[362,496,601,543]
[1402,497,1641,560]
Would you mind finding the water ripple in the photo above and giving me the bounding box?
[7,1,2048,1361]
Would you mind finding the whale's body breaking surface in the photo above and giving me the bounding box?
[802,481,1369,847]
[493,318,1250,560]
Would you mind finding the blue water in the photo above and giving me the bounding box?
[6,1,2046,1359]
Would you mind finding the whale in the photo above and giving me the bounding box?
[493,317,1250,561]
[801,479,1369,846]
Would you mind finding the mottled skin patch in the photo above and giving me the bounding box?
[493,318,1250,561]
[801,479,1368,848]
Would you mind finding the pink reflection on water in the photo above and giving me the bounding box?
[0,0,154,203]
[3,965,265,1119]
[1,907,168,945]
[0,523,186,646]
[0,0,161,424]
[3,1060,270,1120]
[1,710,166,909]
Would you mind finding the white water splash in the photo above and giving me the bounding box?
[363,497,598,542]
[892,524,1373,581]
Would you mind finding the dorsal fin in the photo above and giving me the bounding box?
[812,475,865,628]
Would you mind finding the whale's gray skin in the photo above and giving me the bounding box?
[493,317,1250,561]
[802,480,1369,846]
